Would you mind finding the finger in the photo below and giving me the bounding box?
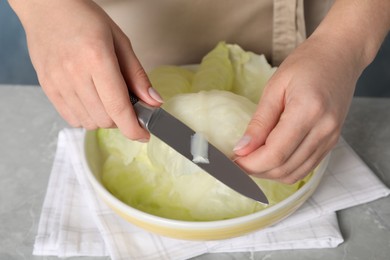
[92,44,149,140]
[251,132,320,181]
[251,112,340,182]
[58,50,116,129]
[111,24,163,105]
[284,149,330,184]
[37,65,83,128]
[236,97,315,174]
[39,68,94,129]
[278,139,335,184]
[74,76,116,129]
[253,124,336,182]
[48,67,97,129]
[233,82,284,157]
[276,124,339,184]
[59,82,98,130]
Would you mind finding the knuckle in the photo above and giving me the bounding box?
[323,115,340,134]
[248,114,268,130]
[64,116,81,128]
[41,82,61,101]
[307,96,326,119]
[329,133,340,147]
[105,101,129,118]
[82,120,98,130]
[267,149,288,168]
[97,117,115,129]
[116,32,132,48]
[62,58,77,75]
[38,70,59,91]
[316,114,341,140]
[268,167,289,179]
[279,176,300,185]
[280,164,315,185]
[294,91,327,121]
[76,112,97,130]
[120,127,148,141]
[68,120,81,128]
[132,65,150,83]
[84,41,107,65]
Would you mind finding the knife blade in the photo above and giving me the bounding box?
[129,93,268,204]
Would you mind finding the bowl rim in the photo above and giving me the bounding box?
[83,130,330,229]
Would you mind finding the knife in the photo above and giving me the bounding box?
[129,93,268,204]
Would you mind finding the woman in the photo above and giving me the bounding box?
[8,0,390,183]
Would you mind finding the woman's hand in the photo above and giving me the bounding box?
[234,0,390,184]
[9,0,163,141]
[234,36,359,184]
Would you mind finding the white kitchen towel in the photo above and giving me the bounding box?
[33,128,390,259]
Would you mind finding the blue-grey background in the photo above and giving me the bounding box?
[1,0,389,96]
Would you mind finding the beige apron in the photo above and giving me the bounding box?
[95,0,333,70]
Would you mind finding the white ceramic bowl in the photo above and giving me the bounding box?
[83,130,330,240]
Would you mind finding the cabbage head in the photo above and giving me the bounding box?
[98,42,309,221]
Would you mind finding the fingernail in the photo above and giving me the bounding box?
[148,87,164,103]
[137,138,149,143]
[231,155,241,162]
[233,135,251,151]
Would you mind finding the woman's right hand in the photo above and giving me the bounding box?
[9,0,163,141]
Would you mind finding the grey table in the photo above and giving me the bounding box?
[1,85,389,260]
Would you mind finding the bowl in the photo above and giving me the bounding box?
[83,129,330,240]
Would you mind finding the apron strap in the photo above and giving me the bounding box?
[272,0,306,65]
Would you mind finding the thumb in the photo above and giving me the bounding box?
[233,88,284,156]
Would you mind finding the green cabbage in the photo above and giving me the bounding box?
[228,44,277,103]
[148,66,194,100]
[191,42,233,93]
[97,42,309,221]
[149,42,277,103]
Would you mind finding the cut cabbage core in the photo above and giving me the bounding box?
[191,132,210,164]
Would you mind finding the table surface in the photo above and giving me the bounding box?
[1,85,389,260]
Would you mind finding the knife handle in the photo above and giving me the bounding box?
[128,90,157,130]
[129,91,139,105]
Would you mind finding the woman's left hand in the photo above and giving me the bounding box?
[234,35,361,184]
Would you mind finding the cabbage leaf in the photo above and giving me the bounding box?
[191,42,234,93]
[148,65,194,100]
